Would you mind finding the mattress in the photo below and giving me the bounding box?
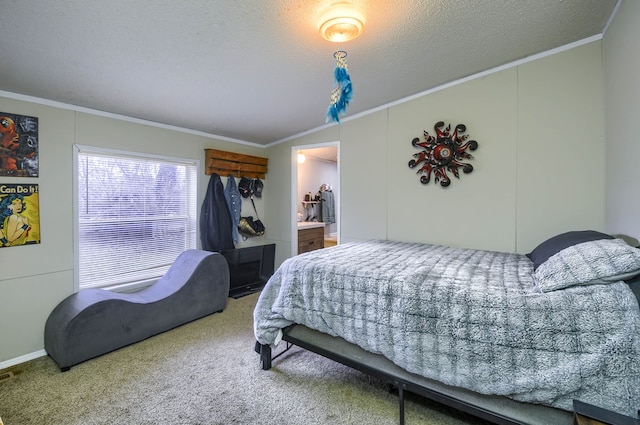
[254,239,640,416]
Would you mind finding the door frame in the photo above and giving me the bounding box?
[291,141,340,258]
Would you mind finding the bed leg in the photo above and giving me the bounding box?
[256,342,272,370]
[398,385,405,425]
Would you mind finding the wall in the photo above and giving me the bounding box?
[265,128,340,266]
[604,0,640,242]
[0,96,267,365]
[266,41,606,258]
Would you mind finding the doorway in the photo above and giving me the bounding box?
[291,142,340,257]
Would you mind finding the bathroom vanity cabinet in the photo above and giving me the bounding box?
[298,224,325,254]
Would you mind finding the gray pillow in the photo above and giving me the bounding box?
[534,238,640,292]
[527,230,613,271]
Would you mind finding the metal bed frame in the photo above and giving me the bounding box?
[256,324,575,425]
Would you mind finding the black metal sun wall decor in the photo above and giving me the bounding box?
[408,121,478,188]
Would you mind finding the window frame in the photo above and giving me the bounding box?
[73,144,200,293]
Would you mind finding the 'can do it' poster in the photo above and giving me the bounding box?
[0,183,40,248]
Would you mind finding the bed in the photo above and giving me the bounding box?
[253,231,640,424]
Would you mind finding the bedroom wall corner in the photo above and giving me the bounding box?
[264,140,294,267]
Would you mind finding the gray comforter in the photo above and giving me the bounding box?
[254,240,640,415]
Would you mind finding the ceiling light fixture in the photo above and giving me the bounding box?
[318,3,366,42]
[297,152,306,164]
[318,2,364,123]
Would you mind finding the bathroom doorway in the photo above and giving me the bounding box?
[291,142,339,257]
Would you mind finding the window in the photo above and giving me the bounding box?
[74,145,198,291]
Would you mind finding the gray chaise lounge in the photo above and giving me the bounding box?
[45,249,230,371]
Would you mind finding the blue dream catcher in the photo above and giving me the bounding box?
[326,50,352,123]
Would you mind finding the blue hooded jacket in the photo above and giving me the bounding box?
[200,173,234,251]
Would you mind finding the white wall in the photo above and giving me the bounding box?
[604,0,640,242]
[517,43,605,247]
[267,41,606,257]
[385,70,518,250]
[0,97,267,365]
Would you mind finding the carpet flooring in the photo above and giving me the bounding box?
[0,292,491,424]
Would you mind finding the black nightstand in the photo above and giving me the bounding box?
[573,400,640,425]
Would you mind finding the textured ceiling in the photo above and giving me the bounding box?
[0,0,618,145]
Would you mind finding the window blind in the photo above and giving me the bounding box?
[76,147,197,290]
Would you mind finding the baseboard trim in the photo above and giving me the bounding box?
[0,350,47,370]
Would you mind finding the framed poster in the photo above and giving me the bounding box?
[0,112,39,177]
[0,183,40,247]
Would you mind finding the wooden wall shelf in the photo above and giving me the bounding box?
[205,149,268,179]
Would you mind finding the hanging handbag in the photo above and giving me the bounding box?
[238,216,259,237]
[238,197,265,238]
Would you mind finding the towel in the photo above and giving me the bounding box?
[321,191,335,224]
